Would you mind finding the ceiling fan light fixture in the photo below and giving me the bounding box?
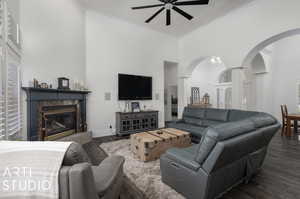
[165,3,173,10]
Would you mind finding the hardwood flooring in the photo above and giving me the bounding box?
[94,132,300,199]
[222,133,300,199]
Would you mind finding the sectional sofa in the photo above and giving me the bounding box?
[162,107,280,199]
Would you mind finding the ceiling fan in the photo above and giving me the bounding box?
[131,0,210,26]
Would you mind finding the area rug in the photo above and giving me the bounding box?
[100,139,184,199]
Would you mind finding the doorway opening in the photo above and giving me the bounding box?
[164,61,178,122]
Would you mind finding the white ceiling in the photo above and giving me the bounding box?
[82,0,254,37]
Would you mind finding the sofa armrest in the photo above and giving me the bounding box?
[68,163,99,199]
[92,156,125,198]
[163,148,200,171]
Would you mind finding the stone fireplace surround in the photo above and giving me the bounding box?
[22,87,90,141]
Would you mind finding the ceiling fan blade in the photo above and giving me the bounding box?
[172,6,193,20]
[174,0,209,6]
[132,4,164,10]
[145,7,165,23]
[166,9,171,26]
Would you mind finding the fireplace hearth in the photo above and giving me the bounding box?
[23,87,90,141]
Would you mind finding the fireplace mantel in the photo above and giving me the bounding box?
[22,87,91,141]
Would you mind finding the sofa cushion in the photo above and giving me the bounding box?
[200,120,224,128]
[167,122,206,138]
[82,141,108,165]
[195,133,217,164]
[249,113,276,128]
[205,109,229,122]
[228,109,258,122]
[183,107,206,119]
[63,142,91,166]
[92,156,125,197]
[194,120,256,164]
[210,119,256,141]
[183,116,202,126]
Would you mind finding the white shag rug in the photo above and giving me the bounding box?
[100,139,184,199]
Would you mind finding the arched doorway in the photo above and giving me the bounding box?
[216,68,233,109]
[178,56,226,115]
[241,29,300,118]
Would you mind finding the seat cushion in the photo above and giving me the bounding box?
[167,122,206,138]
[164,145,200,171]
[63,142,91,166]
[205,108,229,122]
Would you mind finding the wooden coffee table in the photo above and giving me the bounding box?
[130,128,192,162]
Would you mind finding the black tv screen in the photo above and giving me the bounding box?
[118,74,152,100]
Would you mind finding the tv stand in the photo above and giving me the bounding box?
[116,110,158,136]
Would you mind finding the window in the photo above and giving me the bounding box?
[6,50,21,139]
[0,56,4,139]
[0,0,22,140]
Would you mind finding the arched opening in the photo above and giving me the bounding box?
[216,68,233,109]
[241,29,300,119]
[251,53,268,74]
[180,56,228,109]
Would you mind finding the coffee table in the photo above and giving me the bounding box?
[130,128,192,162]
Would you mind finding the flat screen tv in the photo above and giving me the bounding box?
[118,74,152,100]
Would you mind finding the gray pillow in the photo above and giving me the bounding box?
[63,142,91,166]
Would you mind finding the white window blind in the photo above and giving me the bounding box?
[0,75,4,139]
[6,59,21,138]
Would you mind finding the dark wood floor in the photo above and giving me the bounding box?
[222,133,300,199]
[95,132,300,199]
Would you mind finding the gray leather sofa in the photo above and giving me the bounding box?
[58,132,125,199]
[162,107,280,199]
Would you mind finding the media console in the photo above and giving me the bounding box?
[116,110,158,136]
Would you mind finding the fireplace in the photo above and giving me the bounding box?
[41,105,79,141]
[23,88,90,141]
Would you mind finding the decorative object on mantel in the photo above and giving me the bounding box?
[58,77,70,90]
[191,87,200,104]
[189,90,212,108]
[203,93,210,104]
[131,102,141,112]
[124,101,131,112]
[40,82,49,89]
[33,78,39,88]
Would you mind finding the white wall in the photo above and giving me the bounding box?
[177,0,300,113]
[20,0,86,139]
[20,0,86,87]
[178,0,300,73]
[86,11,178,137]
[252,35,300,120]
[7,0,20,23]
